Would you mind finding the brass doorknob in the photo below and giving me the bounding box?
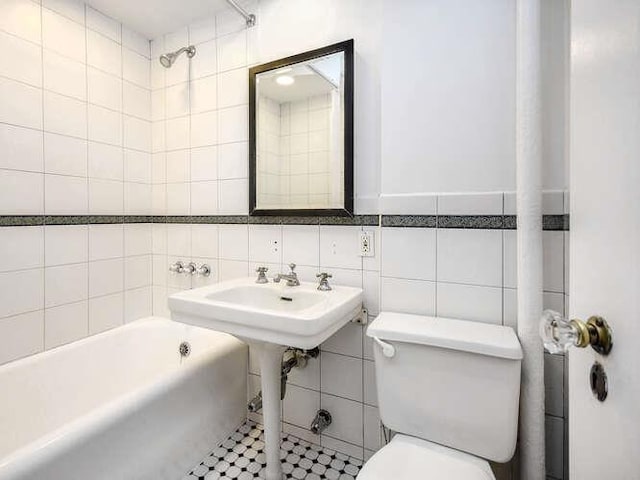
[540,310,613,355]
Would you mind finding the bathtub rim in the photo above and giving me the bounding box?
[0,316,188,373]
[0,316,247,477]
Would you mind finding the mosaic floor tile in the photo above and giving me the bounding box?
[183,420,362,480]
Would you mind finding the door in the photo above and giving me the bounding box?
[569,0,640,478]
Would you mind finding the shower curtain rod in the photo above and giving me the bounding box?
[225,0,256,27]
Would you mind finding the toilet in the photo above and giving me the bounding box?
[358,312,523,480]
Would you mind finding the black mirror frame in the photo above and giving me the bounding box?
[249,39,354,217]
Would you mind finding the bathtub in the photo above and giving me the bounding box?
[0,317,247,480]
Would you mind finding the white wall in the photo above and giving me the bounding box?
[149,1,569,473]
[380,0,568,208]
[381,0,516,196]
[0,0,569,476]
[278,95,335,208]
[149,0,381,215]
[256,94,335,209]
[256,0,382,213]
[0,0,153,365]
[256,95,282,206]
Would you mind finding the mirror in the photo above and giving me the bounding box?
[249,40,354,216]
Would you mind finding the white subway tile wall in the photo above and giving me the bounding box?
[151,5,565,470]
[0,0,153,216]
[151,11,251,217]
[257,93,335,209]
[0,0,153,364]
[0,2,567,479]
[152,210,567,472]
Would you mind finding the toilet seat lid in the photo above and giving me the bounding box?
[357,435,495,480]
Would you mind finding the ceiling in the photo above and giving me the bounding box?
[258,54,343,103]
[259,68,334,104]
[84,0,234,39]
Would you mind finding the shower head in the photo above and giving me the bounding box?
[159,45,196,68]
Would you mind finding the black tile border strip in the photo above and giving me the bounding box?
[45,215,92,225]
[504,215,517,230]
[381,214,568,231]
[320,215,379,226]
[247,215,379,226]
[437,215,504,229]
[0,215,44,226]
[358,215,380,226]
[165,216,195,224]
[503,214,568,231]
[381,215,437,228]
[123,215,154,224]
[0,214,569,230]
[277,216,321,225]
[543,214,570,231]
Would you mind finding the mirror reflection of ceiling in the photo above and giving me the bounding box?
[257,53,343,103]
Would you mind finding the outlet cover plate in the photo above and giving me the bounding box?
[359,231,374,257]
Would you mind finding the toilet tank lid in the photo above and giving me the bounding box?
[367,312,523,360]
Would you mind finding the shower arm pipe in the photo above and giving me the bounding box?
[225,0,256,27]
[175,46,196,57]
[516,1,545,480]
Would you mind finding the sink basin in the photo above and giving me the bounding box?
[206,285,325,312]
[169,276,363,480]
[169,278,363,349]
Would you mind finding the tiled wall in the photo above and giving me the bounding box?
[150,10,250,217]
[151,203,568,478]
[0,0,153,365]
[149,6,569,468]
[256,95,281,205]
[277,95,336,208]
[257,93,337,209]
[1,1,568,479]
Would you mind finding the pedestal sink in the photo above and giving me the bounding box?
[169,277,363,480]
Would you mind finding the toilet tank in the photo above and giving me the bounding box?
[367,312,522,463]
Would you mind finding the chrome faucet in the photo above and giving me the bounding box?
[255,266,269,284]
[274,263,300,287]
[316,272,333,291]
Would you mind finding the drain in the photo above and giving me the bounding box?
[179,341,191,357]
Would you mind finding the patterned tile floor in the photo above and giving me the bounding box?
[183,420,362,480]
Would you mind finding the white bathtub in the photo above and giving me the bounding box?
[0,317,247,480]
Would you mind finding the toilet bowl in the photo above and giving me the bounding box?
[358,312,523,479]
[357,435,494,480]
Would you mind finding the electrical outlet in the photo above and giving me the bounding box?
[359,231,374,257]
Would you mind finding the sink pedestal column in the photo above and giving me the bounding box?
[256,342,287,480]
